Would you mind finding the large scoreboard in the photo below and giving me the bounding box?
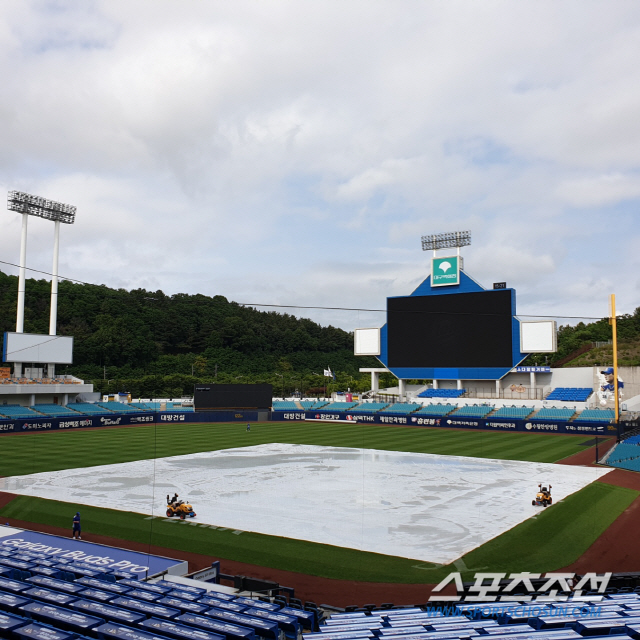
[387,289,514,369]
[194,384,273,411]
[355,269,551,380]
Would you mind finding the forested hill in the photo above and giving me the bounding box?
[0,270,378,388]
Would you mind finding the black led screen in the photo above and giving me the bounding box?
[387,290,514,368]
[194,384,273,411]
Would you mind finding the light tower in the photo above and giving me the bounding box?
[6,190,76,378]
[421,230,471,255]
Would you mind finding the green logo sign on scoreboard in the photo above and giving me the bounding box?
[431,255,460,287]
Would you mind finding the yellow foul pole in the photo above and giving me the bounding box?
[610,294,619,424]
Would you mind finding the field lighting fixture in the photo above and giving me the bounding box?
[6,190,77,378]
[421,230,471,252]
[7,191,77,224]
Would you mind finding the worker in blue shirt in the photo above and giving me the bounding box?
[72,512,81,540]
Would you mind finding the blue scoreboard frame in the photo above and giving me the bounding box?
[377,271,527,380]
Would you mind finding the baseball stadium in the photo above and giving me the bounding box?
[2,204,640,640]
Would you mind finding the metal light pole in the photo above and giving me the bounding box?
[7,191,76,378]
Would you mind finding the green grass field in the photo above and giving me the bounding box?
[0,420,602,476]
[0,422,633,583]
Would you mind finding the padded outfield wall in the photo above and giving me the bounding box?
[272,410,618,436]
[0,408,624,437]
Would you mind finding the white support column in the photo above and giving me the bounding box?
[457,379,462,390]
[432,379,438,389]
[16,213,28,333]
[399,379,406,401]
[63,393,68,406]
[30,394,35,406]
[14,213,29,379]
[530,371,536,397]
[496,379,501,398]
[371,371,379,393]
[48,220,60,378]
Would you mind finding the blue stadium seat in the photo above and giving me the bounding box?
[69,403,113,415]
[530,407,576,421]
[320,402,359,411]
[418,389,466,399]
[451,405,495,418]
[414,404,457,416]
[379,403,422,414]
[349,403,389,413]
[546,387,593,402]
[490,406,535,420]
[576,408,615,423]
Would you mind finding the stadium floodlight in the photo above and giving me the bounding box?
[7,190,76,224]
[421,230,471,252]
[6,190,76,378]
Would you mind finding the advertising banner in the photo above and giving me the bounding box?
[271,410,615,436]
[0,410,259,434]
[431,255,460,287]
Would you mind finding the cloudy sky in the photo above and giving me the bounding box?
[1,0,639,331]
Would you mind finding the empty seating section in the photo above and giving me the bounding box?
[313,592,640,638]
[350,403,389,413]
[0,405,42,419]
[130,402,156,410]
[300,401,329,410]
[0,540,319,640]
[577,408,615,423]
[606,442,640,472]
[531,407,576,421]
[69,403,114,415]
[31,405,82,418]
[129,402,193,411]
[450,404,495,418]
[414,403,457,416]
[418,389,465,398]
[4,528,640,640]
[97,402,143,413]
[546,387,592,401]
[273,401,299,411]
[490,406,535,420]
[322,402,359,411]
[379,403,422,414]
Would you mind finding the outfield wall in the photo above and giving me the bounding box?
[271,410,618,436]
[0,410,259,433]
[0,408,620,437]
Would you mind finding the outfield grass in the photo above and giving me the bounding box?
[1,482,634,583]
[0,421,602,477]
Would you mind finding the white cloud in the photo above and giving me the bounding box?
[0,0,639,331]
